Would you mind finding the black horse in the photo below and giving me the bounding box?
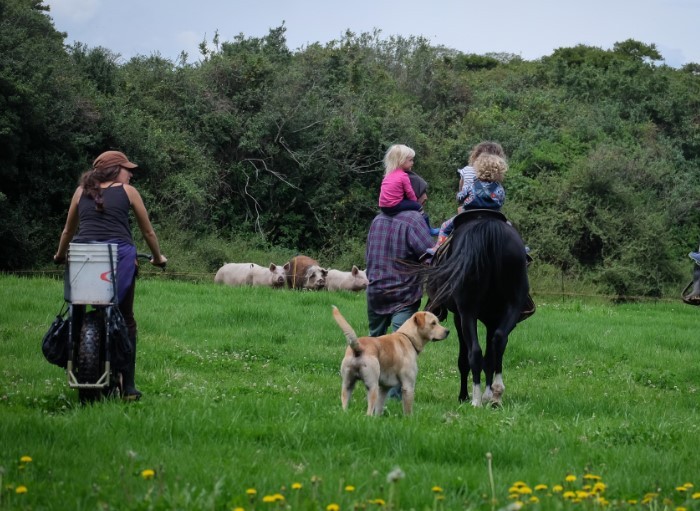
[425,210,530,407]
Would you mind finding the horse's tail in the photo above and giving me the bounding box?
[428,219,506,306]
[332,306,362,354]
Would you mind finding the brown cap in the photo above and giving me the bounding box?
[92,150,138,170]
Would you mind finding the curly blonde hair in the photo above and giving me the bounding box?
[473,154,507,183]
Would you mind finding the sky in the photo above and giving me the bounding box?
[44,0,699,68]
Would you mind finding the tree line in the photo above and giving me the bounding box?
[2,0,699,297]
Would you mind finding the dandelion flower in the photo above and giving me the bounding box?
[272,494,285,502]
[676,507,687,511]
[326,504,340,511]
[512,481,527,488]
[529,496,540,503]
[233,508,245,511]
[432,486,443,493]
[262,495,277,503]
[246,488,257,496]
[345,485,355,492]
[575,490,590,499]
[369,498,386,506]
[15,486,28,494]
[565,475,577,483]
[552,485,564,493]
[292,483,302,490]
[563,491,576,499]
[692,492,700,500]
[583,474,601,481]
[534,484,548,491]
[20,456,32,463]
[683,483,694,489]
[140,469,155,480]
[593,482,607,493]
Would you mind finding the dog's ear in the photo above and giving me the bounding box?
[413,312,426,328]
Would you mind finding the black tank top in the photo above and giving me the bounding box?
[74,185,133,244]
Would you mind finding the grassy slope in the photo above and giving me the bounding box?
[1,275,699,510]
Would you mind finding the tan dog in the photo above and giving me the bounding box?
[332,306,449,416]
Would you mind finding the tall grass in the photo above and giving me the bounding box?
[1,274,699,510]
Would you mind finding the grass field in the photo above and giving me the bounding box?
[1,274,699,511]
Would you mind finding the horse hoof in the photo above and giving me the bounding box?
[492,382,505,399]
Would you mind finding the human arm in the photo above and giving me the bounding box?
[401,172,418,202]
[125,185,167,266]
[54,187,82,263]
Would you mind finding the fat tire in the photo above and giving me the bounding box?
[78,311,104,403]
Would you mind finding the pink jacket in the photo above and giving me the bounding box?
[378,169,418,207]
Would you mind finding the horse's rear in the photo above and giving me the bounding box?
[426,213,529,406]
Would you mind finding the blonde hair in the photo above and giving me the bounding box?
[468,141,506,166]
[383,144,415,176]
[473,154,507,183]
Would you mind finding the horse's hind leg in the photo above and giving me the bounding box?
[483,307,520,406]
[455,312,471,403]
[458,312,483,407]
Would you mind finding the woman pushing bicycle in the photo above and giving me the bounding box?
[54,150,167,400]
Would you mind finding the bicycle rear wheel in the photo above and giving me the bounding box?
[78,311,104,403]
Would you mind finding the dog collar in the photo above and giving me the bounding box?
[398,332,421,354]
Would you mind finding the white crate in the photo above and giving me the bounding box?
[67,243,118,304]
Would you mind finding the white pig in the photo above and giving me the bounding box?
[214,262,288,288]
[325,266,369,291]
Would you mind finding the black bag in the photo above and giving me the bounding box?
[109,307,133,372]
[42,303,70,368]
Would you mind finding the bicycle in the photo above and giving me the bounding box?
[62,244,165,403]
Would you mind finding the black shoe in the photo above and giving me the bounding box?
[122,387,142,401]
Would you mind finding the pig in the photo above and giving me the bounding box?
[285,255,328,290]
[325,266,369,291]
[214,262,289,288]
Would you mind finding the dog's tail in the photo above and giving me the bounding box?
[332,306,362,354]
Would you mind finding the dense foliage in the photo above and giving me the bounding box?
[1,0,699,296]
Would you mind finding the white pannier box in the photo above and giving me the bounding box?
[67,243,118,304]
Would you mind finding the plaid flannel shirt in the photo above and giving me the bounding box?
[365,210,434,315]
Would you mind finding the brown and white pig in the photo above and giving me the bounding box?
[285,255,328,290]
[214,262,288,288]
[325,266,369,291]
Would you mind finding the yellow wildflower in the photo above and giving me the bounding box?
[262,495,277,503]
[272,494,285,502]
[15,486,28,494]
[233,508,245,511]
[508,494,520,500]
[326,504,340,511]
[140,469,155,480]
[246,488,257,496]
[676,507,687,511]
[552,485,564,493]
[345,485,355,492]
[692,492,700,500]
[677,486,689,492]
[20,456,32,463]
[583,474,601,481]
[565,475,577,483]
[432,486,443,493]
[292,483,302,490]
[593,482,607,493]
[563,491,576,499]
[534,484,548,491]
[517,486,533,495]
[529,496,540,503]
[369,498,386,506]
[627,500,638,505]
[575,490,590,499]
[512,481,527,488]
[683,483,694,489]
